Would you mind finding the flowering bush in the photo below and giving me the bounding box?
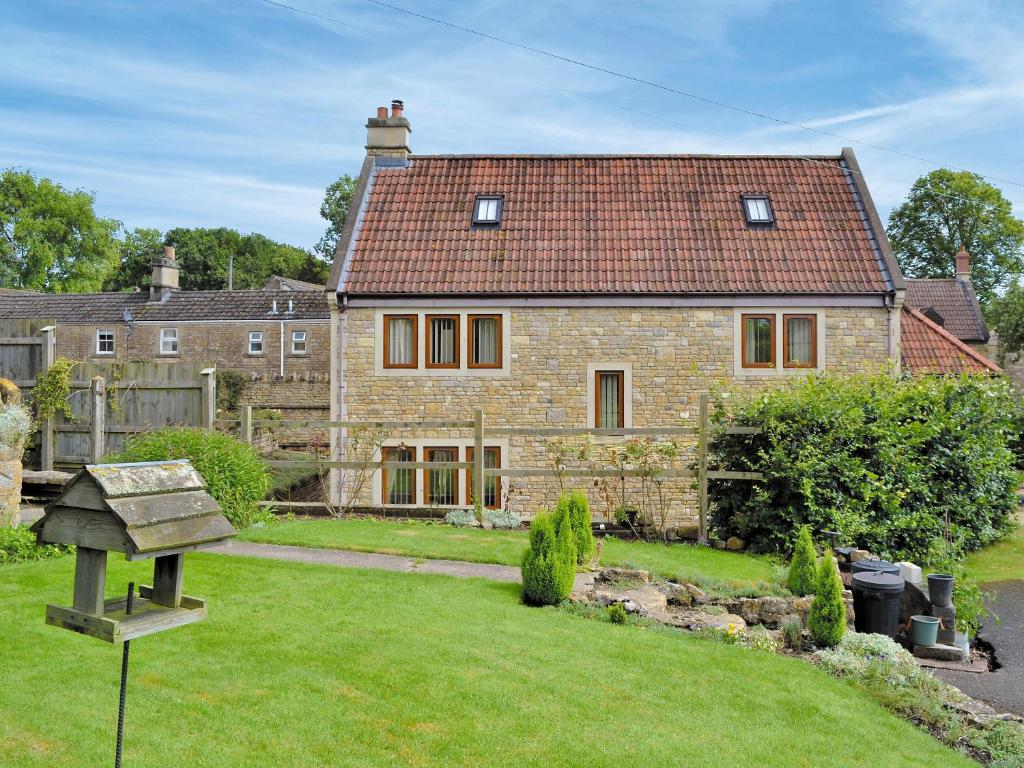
[814,632,923,688]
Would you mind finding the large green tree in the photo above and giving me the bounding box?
[315,173,356,261]
[887,169,1024,306]
[103,227,163,292]
[0,169,120,293]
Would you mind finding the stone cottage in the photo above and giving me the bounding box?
[325,101,989,525]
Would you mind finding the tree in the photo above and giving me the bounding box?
[786,525,818,597]
[315,173,356,261]
[807,551,846,648]
[988,282,1024,362]
[103,227,163,292]
[887,169,1024,306]
[0,169,120,293]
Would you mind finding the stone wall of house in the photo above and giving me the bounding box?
[337,304,892,527]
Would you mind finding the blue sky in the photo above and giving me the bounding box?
[3,0,1023,251]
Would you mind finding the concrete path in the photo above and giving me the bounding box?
[935,580,1024,716]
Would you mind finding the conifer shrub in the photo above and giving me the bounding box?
[564,490,596,566]
[808,550,846,648]
[787,525,818,597]
[521,509,577,606]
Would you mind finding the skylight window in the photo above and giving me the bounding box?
[742,195,774,225]
[473,195,503,226]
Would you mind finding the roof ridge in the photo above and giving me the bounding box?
[408,153,845,161]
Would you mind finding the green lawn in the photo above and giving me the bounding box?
[0,554,972,767]
[966,523,1024,584]
[240,517,783,593]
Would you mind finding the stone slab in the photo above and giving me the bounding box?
[914,642,968,663]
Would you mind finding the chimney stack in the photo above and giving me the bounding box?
[365,98,411,163]
[955,246,971,282]
[150,244,180,300]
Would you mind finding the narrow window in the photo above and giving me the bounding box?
[96,330,115,355]
[248,331,264,355]
[466,446,501,509]
[783,314,817,368]
[742,195,774,225]
[595,370,625,429]
[426,315,459,369]
[741,314,775,368]
[425,447,459,506]
[160,328,179,355]
[291,330,307,354]
[468,315,502,369]
[383,314,417,369]
[382,446,416,505]
[473,196,503,226]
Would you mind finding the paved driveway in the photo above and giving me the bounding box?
[936,580,1024,716]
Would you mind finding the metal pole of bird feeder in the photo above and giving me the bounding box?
[114,581,134,768]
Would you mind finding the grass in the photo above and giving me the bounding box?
[966,523,1024,584]
[0,554,973,767]
[239,517,784,593]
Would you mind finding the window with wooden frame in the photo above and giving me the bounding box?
[594,370,625,429]
[468,315,502,369]
[466,446,501,509]
[382,446,417,505]
[426,314,460,369]
[741,314,775,368]
[783,314,817,368]
[383,314,418,369]
[425,447,459,506]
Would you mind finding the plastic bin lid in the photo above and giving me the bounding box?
[851,559,900,574]
[852,572,905,595]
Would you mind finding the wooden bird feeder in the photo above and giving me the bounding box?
[31,459,236,643]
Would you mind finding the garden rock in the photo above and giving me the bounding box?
[0,444,23,528]
[850,549,870,562]
[899,581,931,630]
[726,536,745,551]
[913,643,968,663]
[590,584,667,618]
[595,567,650,585]
[676,523,699,540]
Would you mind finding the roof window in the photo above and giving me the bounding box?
[473,196,503,226]
[742,195,774,225]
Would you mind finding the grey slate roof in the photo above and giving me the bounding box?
[904,278,989,342]
[262,275,325,291]
[0,288,328,323]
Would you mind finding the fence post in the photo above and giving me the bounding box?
[240,405,253,444]
[200,368,216,429]
[697,393,709,544]
[90,376,106,464]
[473,407,484,513]
[39,325,56,471]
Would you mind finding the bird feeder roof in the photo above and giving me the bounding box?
[31,460,235,558]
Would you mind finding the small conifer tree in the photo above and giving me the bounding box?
[787,525,818,596]
[808,550,846,648]
[521,511,576,605]
[565,490,596,566]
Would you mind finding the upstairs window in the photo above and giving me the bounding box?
[473,195,503,226]
[248,331,264,355]
[160,328,179,355]
[783,314,817,368]
[595,370,625,429]
[384,315,417,369]
[469,315,502,368]
[291,330,307,354]
[426,315,459,369]
[741,314,775,368]
[96,330,115,355]
[742,195,774,225]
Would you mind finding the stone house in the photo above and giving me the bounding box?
[0,250,331,439]
[324,101,919,526]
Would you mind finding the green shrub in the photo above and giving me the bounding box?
[0,525,71,565]
[482,508,521,529]
[786,525,818,596]
[106,428,271,528]
[808,551,845,648]
[709,373,1018,562]
[967,721,1024,768]
[521,511,576,606]
[814,632,923,688]
[606,602,628,624]
[781,618,804,651]
[444,509,477,527]
[564,490,595,566]
[216,369,249,413]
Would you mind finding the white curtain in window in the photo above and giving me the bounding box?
[386,447,414,504]
[745,318,771,364]
[389,318,414,365]
[473,318,499,365]
[430,318,456,364]
[599,373,620,428]
[428,448,457,505]
[787,318,813,364]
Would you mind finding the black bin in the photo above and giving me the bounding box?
[852,572,905,639]
[851,560,900,578]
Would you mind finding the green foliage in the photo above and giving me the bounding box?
[31,357,75,421]
[781,618,804,651]
[966,721,1024,768]
[106,428,271,528]
[928,541,994,639]
[0,403,32,452]
[444,509,477,527]
[216,369,249,413]
[0,168,120,292]
[563,490,595,566]
[709,373,1019,562]
[786,525,818,596]
[521,510,576,606]
[807,552,845,649]
[815,632,924,688]
[989,285,1024,366]
[606,602,628,624]
[887,169,1024,306]
[482,508,521,529]
[102,227,162,292]
[0,525,70,564]
[316,173,357,261]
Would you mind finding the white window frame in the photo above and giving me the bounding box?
[96,329,115,356]
[159,328,179,355]
[291,330,307,355]
[733,309,825,377]
[248,331,264,355]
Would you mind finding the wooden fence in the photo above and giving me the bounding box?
[234,393,761,537]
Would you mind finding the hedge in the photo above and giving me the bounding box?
[709,373,1018,562]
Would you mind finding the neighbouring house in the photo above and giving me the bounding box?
[325,100,914,525]
[262,275,327,291]
[899,305,1001,375]
[0,248,331,444]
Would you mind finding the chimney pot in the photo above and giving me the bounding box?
[376,106,388,119]
[366,99,411,161]
[955,246,971,281]
[390,99,404,118]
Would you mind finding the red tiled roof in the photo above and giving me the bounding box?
[904,278,988,342]
[340,154,895,296]
[900,306,1000,375]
